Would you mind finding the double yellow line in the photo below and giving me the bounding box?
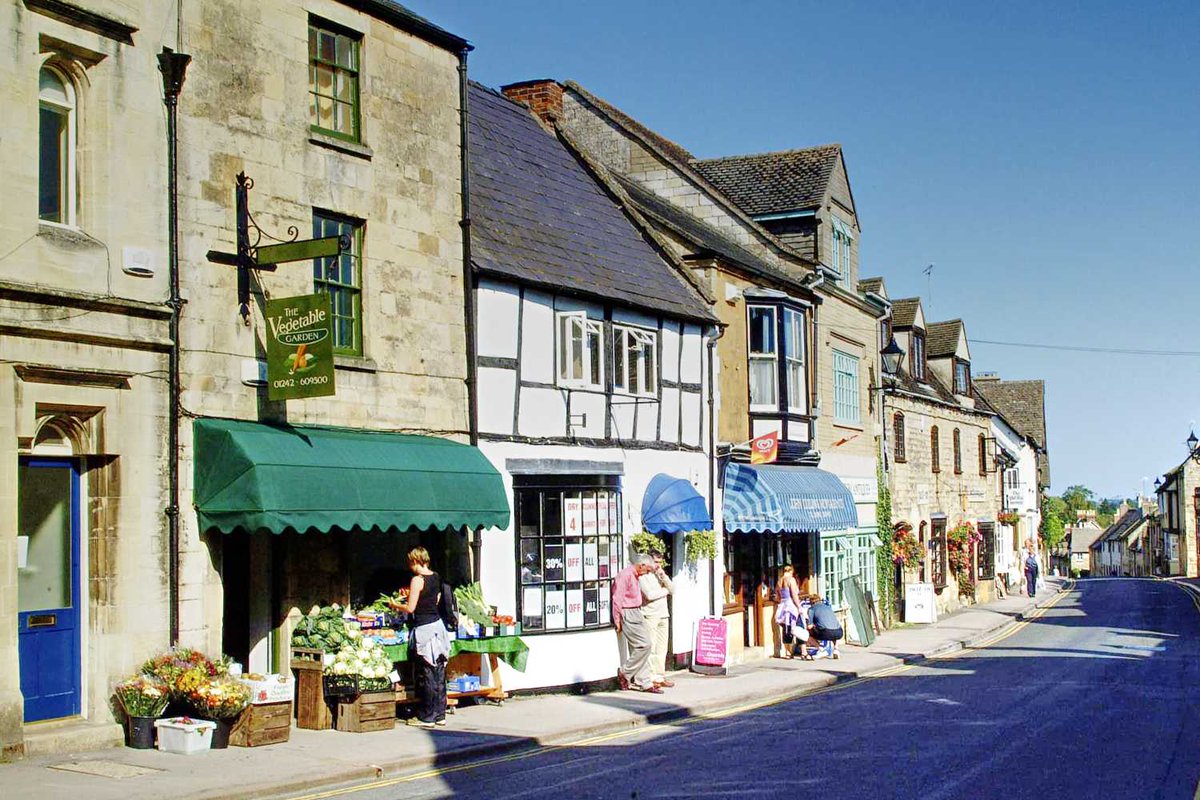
[287,588,1071,800]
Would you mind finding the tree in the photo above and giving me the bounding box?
[1040,495,1067,549]
[1061,484,1096,522]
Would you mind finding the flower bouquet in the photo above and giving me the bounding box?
[187,676,251,720]
[141,647,229,700]
[892,527,926,567]
[115,674,170,718]
[324,636,394,696]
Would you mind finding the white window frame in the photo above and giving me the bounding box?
[783,307,807,414]
[830,218,853,288]
[832,350,860,425]
[556,311,604,390]
[612,325,657,397]
[748,305,778,411]
[38,64,77,227]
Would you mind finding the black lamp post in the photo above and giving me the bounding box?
[881,335,904,377]
[1188,431,1200,464]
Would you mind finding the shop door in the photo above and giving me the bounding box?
[17,458,82,722]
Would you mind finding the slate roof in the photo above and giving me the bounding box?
[886,364,959,406]
[562,81,694,165]
[973,378,1049,486]
[891,298,921,329]
[467,83,714,323]
[354,1,469,51]
[609,173,806,289]
[858,277,885,297]
[926,320,963,358]
[1095,509,1145,547]
[691,145,842,217]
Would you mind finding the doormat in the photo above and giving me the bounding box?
[49,760,164,779]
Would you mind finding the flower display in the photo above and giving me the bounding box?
[947,522,984,598]
[187,675,251,719]
[327,636,392,680]
[141,647,229,698]
[892,527,926,566]
[114,674,170,718]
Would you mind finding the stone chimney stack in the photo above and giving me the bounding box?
[501,80,563,126]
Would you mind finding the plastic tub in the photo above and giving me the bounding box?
[154,717,216,754]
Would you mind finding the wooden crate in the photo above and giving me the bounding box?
[230,701,292,747]
[335,691,396,733]
[291,649,332,730]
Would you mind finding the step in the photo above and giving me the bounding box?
[22,718,123,757]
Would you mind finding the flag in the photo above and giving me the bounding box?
[749,431,779,465]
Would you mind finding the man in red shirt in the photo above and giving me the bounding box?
[612,553,660,693]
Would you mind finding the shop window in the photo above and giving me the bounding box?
[39,65,76,225]
[556,311,604,389]
[952,428,962,474]
[930,426,940,473]
[893,412,906,463]
[821,536,851,607]
[309,18,361,142]
[855,534,877,597]
[613,325,657,397]
[748,305,778,409]
[313,211,364,355]
[515,476,622,633]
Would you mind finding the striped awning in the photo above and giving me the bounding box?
[723,463,859,534]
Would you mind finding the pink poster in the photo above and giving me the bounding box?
[694,617,727,667]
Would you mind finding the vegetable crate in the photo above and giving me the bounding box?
[334,691,396,733]
[291,648,333,730]
[324,674,393,697]
[230,700,292,747]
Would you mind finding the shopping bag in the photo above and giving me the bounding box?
[793,624,809,642]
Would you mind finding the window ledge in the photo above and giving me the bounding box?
[334,355,377,373]
[37,221,104,251]
[308,131,373,160]
[832,421,865,432]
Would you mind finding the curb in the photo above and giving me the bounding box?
[197,583,1073,800]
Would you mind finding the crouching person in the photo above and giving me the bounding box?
[806,594,843,660]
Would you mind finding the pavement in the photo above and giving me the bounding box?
[0,578,1066,800]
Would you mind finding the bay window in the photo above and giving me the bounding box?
[783,308,806,413]
[748,305,778,409]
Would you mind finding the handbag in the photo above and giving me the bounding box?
[793,623,809,642]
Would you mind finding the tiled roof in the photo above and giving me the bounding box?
[973,378,1049,485]
[610,173,806,288]
[891,298,921,328]
[691,145,842,217]
[561,81,694,164]
[1096,509,1145,545]
[467,83,715,322]
[886,364,958,406]
[926,320,963,358]
[357,1,469,51]
[1068,526,1106,554]
[858,277,884,296]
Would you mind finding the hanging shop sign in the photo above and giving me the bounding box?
[265,293,336,401]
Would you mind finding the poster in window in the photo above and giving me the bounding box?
[562,495,582,536]
[544,542,565,583]
[583,542,599,580]
[582,495,598,535]
[597,492,609,535]
[522,587,543,631]
[608,495,620,533]
[566,587,584,629]
[520,540,542,585]
[598,590,611,625]
[583,585,599,625]
[544,587,566,630]
[597,539,610,579]
[609,536,621,575]
[565,541,583,582]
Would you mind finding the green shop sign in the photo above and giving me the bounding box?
[264,294,336,401]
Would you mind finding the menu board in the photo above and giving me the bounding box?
[694,617,728,667]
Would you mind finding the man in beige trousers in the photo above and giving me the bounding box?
[639,552,675,688]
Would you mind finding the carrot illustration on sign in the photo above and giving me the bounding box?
[287,343,316,374]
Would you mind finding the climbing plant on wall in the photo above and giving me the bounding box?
[875,449,895,626]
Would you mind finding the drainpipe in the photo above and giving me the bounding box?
[456,49,483,583]
[706,324,725,616]
[159,47,191,646]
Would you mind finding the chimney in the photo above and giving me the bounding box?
[502,79,563,126]
[975,371,1000,383]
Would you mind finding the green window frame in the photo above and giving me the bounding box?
[312,211,363,356]
[309,19,361,142]
[832,350,860,424]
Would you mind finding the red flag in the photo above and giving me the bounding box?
[749,431,779,465]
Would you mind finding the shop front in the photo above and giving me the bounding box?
[191,418,511,675]
[720,463,860,661]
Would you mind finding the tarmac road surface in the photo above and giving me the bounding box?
[285,579,1200,800]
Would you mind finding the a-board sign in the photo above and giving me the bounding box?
[264,293,336,401]
[840,574,876,647]
[694,616,727,667]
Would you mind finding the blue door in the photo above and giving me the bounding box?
[17,458,81,722]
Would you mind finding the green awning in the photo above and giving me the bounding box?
[193,418,510,534]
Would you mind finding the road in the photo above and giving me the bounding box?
[289,579,1200,800]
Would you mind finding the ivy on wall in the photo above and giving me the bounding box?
[875,448,895,626]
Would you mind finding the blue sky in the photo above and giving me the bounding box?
[406,0,1200,498]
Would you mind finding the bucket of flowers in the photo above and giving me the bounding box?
[114,675,170,749]
[140,646,229,707]
[324,634,394,697]
[187,676,251,749]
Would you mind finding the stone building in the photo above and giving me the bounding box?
[500,80,888,656]
[1156,459,1197,576]
[878,294,1001,615]
[0,0,506,756]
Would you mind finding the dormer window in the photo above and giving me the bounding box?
[557,311,604,389]
[911,330,926,382]
[830,218,853,288]
[954,359,971,395]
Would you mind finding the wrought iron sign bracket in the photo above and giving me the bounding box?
[206,172,349,325]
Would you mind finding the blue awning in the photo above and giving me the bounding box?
[723,463,859,534]
[642,474,713,533]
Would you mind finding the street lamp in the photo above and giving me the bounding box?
[881,335,904,377]
[1188,430,1200,464]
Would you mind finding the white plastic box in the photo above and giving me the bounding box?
[154,717,216,754]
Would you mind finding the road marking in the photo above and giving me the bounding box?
[1168,580,1200,614]
[283,590,1070,800]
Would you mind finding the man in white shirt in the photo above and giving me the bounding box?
[638,552,675,688]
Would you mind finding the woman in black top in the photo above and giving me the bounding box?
[395,547,449,727]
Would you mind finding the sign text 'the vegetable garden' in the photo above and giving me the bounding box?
[265,293,336,401]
